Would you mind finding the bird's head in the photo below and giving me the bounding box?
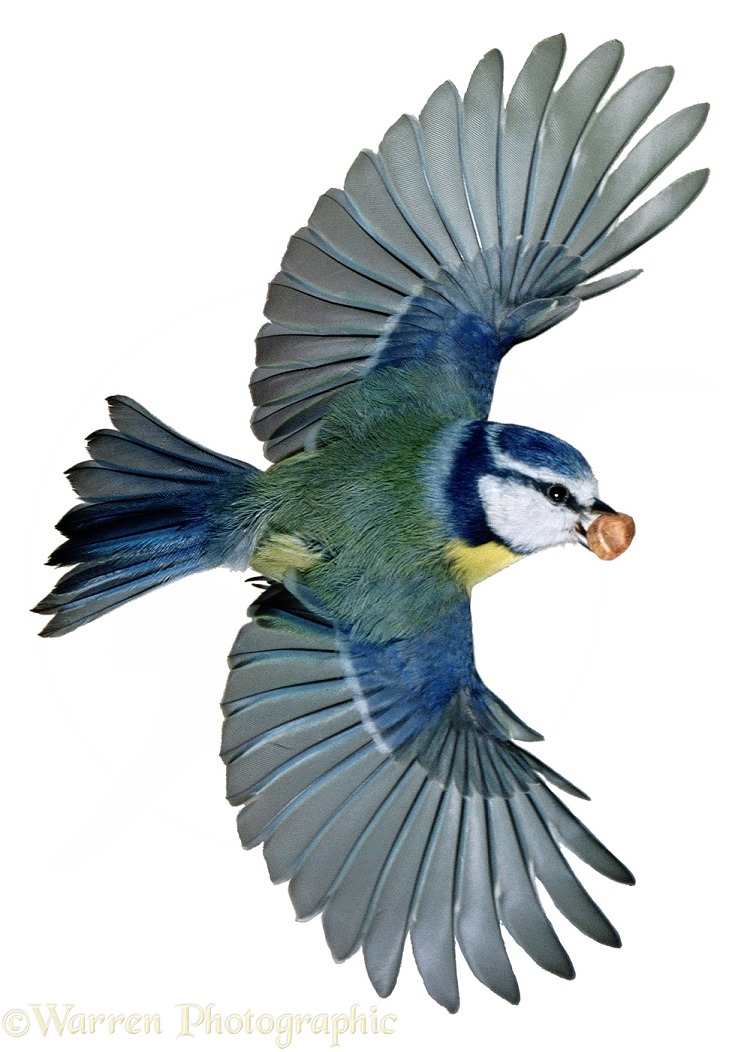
[432,421,634,586]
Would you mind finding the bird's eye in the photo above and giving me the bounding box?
[546,484,570,505]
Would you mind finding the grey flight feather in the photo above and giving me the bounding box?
[221,585,634,1011]
[252,36,708,462]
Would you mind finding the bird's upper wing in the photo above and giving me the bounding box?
[251,35,708,462]
[221,583,633,1010]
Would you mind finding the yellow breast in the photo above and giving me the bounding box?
[445,539,523,591]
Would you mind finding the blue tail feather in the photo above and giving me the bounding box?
[35,396,262,637]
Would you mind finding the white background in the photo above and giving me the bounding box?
[3,2,743,1048]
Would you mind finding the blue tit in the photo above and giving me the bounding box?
[35,36,708,1010]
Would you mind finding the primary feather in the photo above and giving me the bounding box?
[36,36,708,1009]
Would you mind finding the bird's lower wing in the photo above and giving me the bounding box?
[220,584,633,1010]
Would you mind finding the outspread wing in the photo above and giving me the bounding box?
[252,35,708,461]
[221,584,633,1010]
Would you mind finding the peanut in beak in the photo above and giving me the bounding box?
[586,513,636,561]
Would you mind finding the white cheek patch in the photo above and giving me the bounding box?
[478,475,578,553]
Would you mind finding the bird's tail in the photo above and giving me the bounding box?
[35,396,264,637]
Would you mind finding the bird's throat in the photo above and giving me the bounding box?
[445,539,523,591]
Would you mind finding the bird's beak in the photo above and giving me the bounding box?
[576,499,635,560]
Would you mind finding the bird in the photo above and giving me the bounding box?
[35,35,708,1010]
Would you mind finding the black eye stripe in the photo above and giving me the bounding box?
[484,469,583,513]
[473,469,584,517]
